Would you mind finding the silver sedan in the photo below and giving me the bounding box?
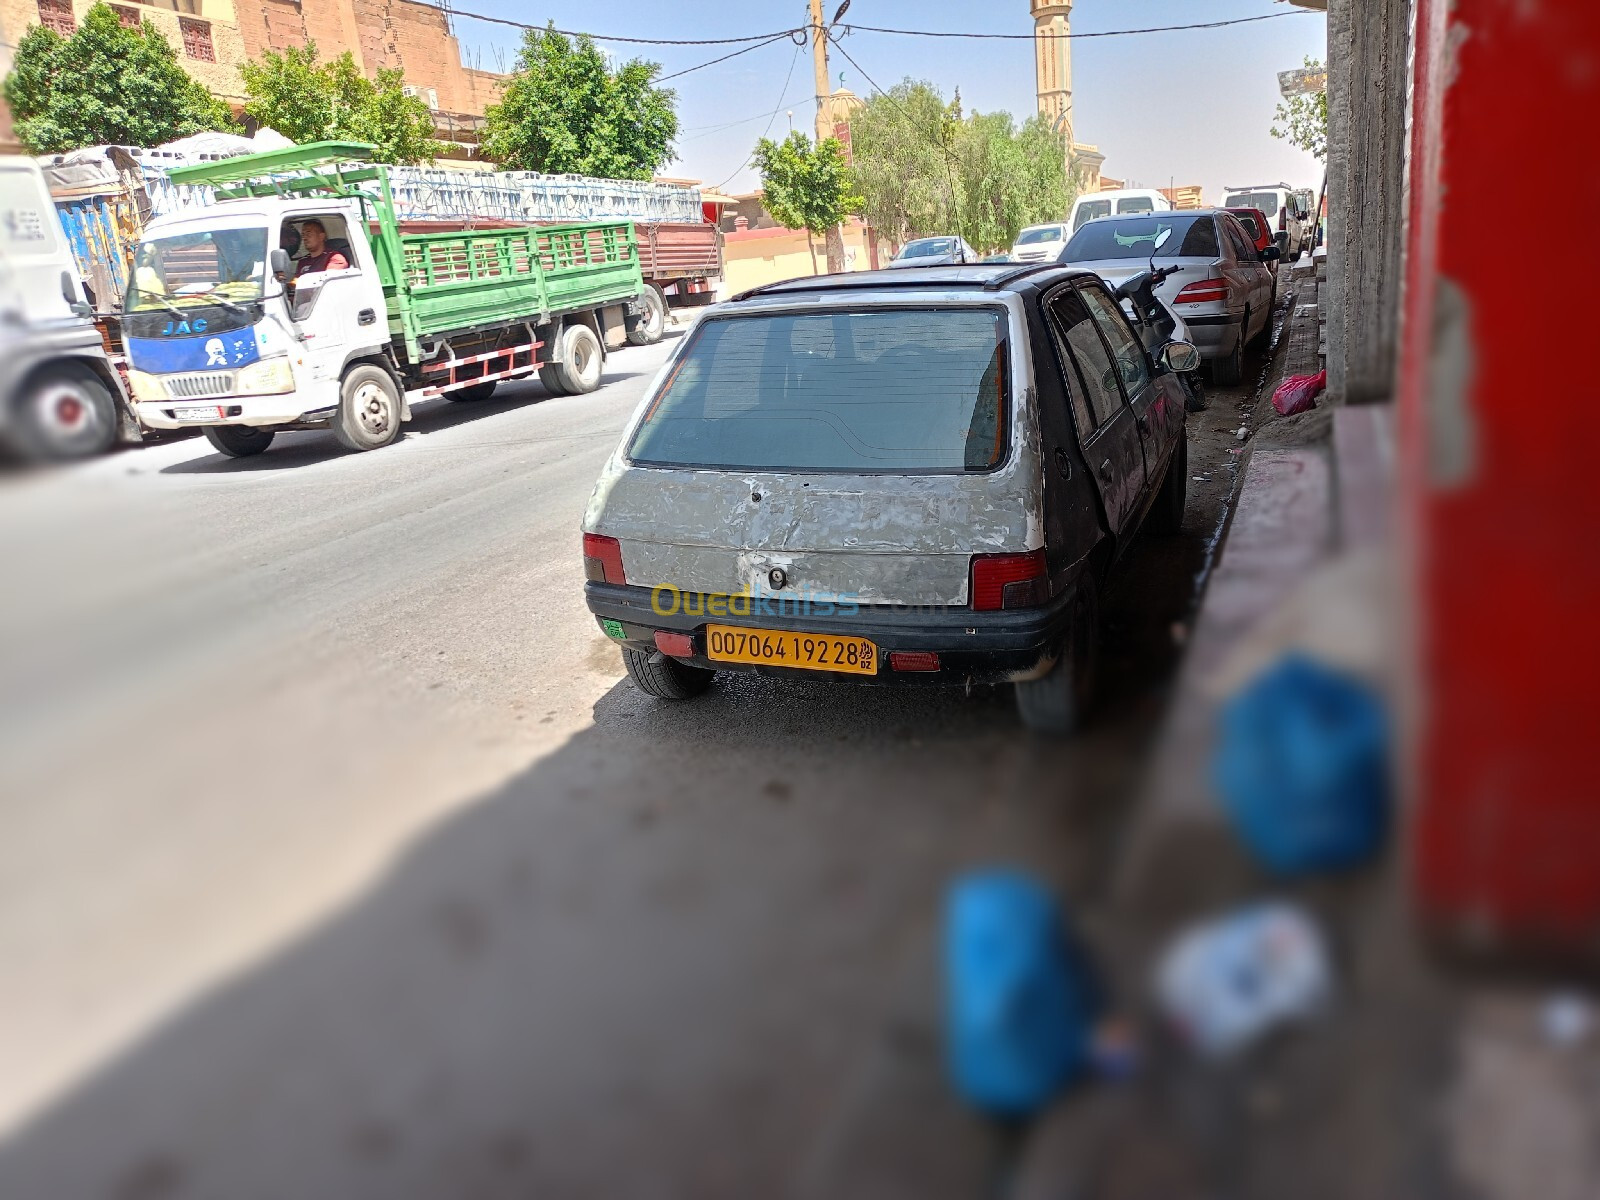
[885,236,979,269]
[1057,210,1276,385]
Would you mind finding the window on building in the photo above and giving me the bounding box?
[37,0,75,36]
[111,4,141,27]
[180,17,214,61]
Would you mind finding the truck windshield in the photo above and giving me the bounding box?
[128,228,268,312]
[628,308,1009,473]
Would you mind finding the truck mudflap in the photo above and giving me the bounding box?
[417,336,545,398]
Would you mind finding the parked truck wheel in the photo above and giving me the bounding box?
[333,364,403,452]
[203,425,276,458]
[12,363,118,461]
[622,646,715,700]
[626,286,667,347]
[537,366,568,397]
[553,324,604,395]
[448,380,498,402]
[1015,581,1098,736]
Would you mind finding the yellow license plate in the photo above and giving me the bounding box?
[705,625,878,675]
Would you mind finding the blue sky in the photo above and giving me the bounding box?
[446,1,1327,203]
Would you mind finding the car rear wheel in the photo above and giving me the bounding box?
[1212,324,1245,387]
[1015,581,1098,736]
[622,647,715,700]
[1147,435,1188,535]
[203,424,276,457]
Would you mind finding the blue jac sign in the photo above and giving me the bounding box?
[127,328,262,374]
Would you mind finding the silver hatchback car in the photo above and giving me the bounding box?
[581,264,1196,733]
[1058,210,1277,386]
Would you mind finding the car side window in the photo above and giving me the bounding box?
[1077,283,1151,397]
[1224,219,1256,264]
[1043,287,1123,433]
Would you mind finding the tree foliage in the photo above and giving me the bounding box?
[1271,57,1328,161]
[483,24,677,180]
[241,43,441,165]
[847,80,1072,254]
[752,132,863,263]
[3,3,235,154]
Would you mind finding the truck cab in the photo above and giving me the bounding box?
[125,194,397,454]
[0,156,130,461]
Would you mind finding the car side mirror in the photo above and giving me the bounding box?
[1161,341,1202,373]
[60,270,92,318]
[1260,245,1282,262]
[270,248,291,281]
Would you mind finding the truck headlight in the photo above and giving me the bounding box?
[126,369,166,402]
[235,356,295,395]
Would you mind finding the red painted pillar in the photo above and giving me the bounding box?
[1404,0,1600,953]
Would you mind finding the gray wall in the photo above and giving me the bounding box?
[1325,0,1413,403]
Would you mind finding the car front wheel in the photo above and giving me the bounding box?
[1212,324,1245,387]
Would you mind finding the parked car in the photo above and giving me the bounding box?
[885,236,978,268]
[580,263,1196,734]
[1057,209,1276,386]
[1068,188,1173,234]
[1221,184,1311,261]
[1010,222,1070,263]
[1225,206,1281,308]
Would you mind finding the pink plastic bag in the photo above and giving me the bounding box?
[1272,370,1326,417]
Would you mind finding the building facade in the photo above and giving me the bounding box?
[1032,0,1073,147]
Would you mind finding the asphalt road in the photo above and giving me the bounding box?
[0,319,1266,1199]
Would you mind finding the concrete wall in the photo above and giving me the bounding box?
[721,220,888,298]
[1325,0,1412,403]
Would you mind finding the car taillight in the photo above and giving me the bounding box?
[582,533,626,585]
[970,550,1048,612]
[890,651,942,673]
[1175,278,1228,304]
[1278,208,1286,231]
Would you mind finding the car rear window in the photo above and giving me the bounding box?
[1061,213,1219,261]
[1225,191,1280,217]
[1116,196,1155,214]
[900,239,953,259]
[1072,199,1111,230]
[627,308,1009,474]
[1233,211,1265,241]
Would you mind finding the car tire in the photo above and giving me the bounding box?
[1212,324,1245,387]
[622,646,715,700]
[1248,302,1270,349]
[332,364,403,452]
[447,380,498,402]
[553,324,604,395]
[10,363,118,461]
[625,285,667,347]
[1147,435,1187,535]
[203,424,276,457]
[1015,580,1098,736]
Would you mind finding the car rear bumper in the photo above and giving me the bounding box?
[1178,310,1244,357]
[584,581,1075,686]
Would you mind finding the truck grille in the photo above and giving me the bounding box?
[164,372,235,399]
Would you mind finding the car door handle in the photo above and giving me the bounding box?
[1099,458,1113,481]
[1136,414,1150,434]
[1054,447,1072,478]
[357,308,377,326]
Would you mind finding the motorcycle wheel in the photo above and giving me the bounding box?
[1184,373,1208,413]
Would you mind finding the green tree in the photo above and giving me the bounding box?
[1271,56,1329,161]
[241,43,441,165]
[483,24,677,180]
[847,79,1073,255]
[3,3,235,155]
[752,132,863,274]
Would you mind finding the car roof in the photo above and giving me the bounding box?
[731,263,1097,302]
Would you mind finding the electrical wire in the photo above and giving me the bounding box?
[443,14,807,45]
[838,11,1312,41]
[711,40,806,192]
[657,31,806,83]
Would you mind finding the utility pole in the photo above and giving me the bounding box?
[808,0,847,273]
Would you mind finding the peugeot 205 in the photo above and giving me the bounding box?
[580,263,1197,733]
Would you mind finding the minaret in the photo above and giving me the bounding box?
[1032,0,1073,149]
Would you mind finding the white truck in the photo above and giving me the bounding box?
[123,142,652,458]
[0,156,133,460]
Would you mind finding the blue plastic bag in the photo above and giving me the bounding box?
[944,871,1097,1116]
[1212,654,1391,874]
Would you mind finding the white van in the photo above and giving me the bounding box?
[1067,188,1173,233]
[1221,183,1312,260]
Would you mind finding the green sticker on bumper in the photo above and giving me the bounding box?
[602,619,627,641]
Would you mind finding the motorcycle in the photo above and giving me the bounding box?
[1115,262,1208,414]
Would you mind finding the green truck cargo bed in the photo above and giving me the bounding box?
[165,142,645,361]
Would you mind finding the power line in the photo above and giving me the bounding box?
[444,14,807,45]
[657,31,803,83]
[839,11,1313,41]
[713,40,806,192]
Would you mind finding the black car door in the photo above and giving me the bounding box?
[1076,279,1180,494]
[1041,284,1148,538]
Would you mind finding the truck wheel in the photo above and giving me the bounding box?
[1212,322,1245,387]
[203,425,276,457]
[1147,435,1187,535]
[333,364,403,452]
[626,286,667,347]
[1015,581,1098,736]
[537,366,568,397]
[622,646,715,700]
[553,324,603,395]
[11,363,117,461]
[448,380,498,402]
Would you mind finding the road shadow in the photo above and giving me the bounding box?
[157,370,650,476]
